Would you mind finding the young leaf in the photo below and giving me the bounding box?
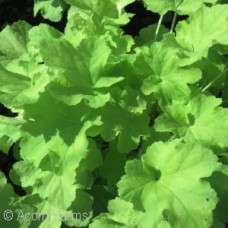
[34,0,67,22]
[90,198,144,227]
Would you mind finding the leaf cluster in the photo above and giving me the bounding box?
[0,0,228,227]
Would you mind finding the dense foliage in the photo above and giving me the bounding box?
[0,0,228,227]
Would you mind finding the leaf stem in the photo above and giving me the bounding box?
[170,12,177,33]
[155,15,164,40]
[202,67,228,92]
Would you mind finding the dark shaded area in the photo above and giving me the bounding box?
[0,103,17,117]
[89,185,114,217]
[127,136,143,159]
[122,0,160,36]
[0,147,26,196]
[122,1,188,36]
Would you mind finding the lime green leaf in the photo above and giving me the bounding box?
[155,95,228,148]
[0,65,30,101]
[13,128,101,228]
[22,91,101,144]
[41,38,110,85]
[0,58,50,109]
[143,0,218,15]
[40,37,121,107]
[104,86,147,114]
[175,5,228,65]
[0,21,31,64]
[28,23,62,45]
[13,132,91,226]
[140,42,201,102]
[142,0,173,15]
[64,0,133,49]
[34,0,67,22]
[65,0,133,21]
[27,23,63,63]
[94,77,124,89]
[135,24,169,46]
[90,198,144,227]
[118,140,218,228]
[0,115,23,153]
[99,102,149,153]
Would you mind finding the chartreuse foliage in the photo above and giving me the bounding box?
[0,0,228,227]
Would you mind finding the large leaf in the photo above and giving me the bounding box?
[0,21,31,64]
[140,42,201,102]
[174,5,228,65]
[0,58,50,109]
[118,140,218,228]
[155,95,228,148]
[22,91,101,144]
[40,37,123,107]
[13,132,96,227]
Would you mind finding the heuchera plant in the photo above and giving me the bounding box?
[0,0,228,227]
